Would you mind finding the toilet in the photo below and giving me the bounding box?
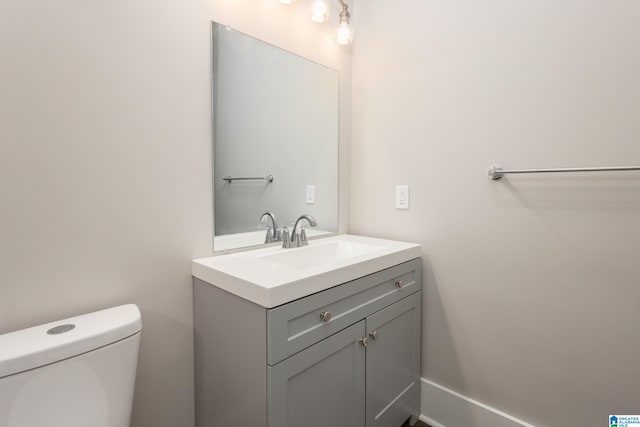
[0,304,142,427]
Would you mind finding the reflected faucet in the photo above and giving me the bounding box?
[288,214,317,248]
[260,212,279,243]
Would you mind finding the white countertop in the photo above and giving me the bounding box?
[192,234,422,308]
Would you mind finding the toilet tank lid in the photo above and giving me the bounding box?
[0,304,142,378]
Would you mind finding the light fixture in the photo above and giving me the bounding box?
[336,0,353,45]
[307,0,330,23]
[278,0,353,44]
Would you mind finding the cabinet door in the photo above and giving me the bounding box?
[268,321,366,427]
[366,293,421,427]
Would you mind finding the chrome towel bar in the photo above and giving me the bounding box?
[223,174,274,183]
[488,165,640,180]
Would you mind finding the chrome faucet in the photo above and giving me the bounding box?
[260,212,279,243]
[286,214,317,248]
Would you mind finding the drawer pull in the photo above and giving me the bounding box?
[359,336,369,348]
[395,279,404,288]
[319,311,332,322]
[369,330,379,340]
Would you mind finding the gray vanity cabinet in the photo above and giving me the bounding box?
[268,292,421,427]
[194,258,422,427]
[366,292,421,427]
[268,321,367,427]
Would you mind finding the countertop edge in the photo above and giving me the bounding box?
[192,243,422,308]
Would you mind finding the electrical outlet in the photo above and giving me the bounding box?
[395,185,409,210]
[306,185,316,204]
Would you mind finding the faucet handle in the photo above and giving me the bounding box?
[300,227,309,246]
[257,223,274,243]
[281,228,291,248]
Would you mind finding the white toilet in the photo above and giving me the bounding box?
[0,304,142,427]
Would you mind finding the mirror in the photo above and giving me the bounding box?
[212,22,339,252]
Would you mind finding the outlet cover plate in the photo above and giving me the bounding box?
[396,185,409,210]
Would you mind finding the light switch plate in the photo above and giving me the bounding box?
[395,185,409,210]
[306,185,316,204]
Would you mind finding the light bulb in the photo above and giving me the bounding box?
[336,21,353,44]
[308,0,330,23]
[336,3,353,45]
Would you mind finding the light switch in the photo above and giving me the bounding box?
[306,185,316,204]
[395,185,409,210]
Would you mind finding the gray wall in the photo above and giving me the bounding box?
[0,2,351,427]
[350,1,640,426]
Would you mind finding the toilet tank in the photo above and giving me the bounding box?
[0,304,142,427]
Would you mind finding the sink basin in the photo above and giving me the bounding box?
[192,234,421,307]
[258,239,384,271]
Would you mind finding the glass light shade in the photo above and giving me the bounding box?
[308,0,330,23]
[278,0,296,3]
[336,20,353,44]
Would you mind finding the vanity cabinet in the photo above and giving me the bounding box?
[268,320,366,427]
[194,258,422,427]
[366,292,421,427]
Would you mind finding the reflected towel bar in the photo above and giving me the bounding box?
[223,174,274,183]
[488,165,640,180]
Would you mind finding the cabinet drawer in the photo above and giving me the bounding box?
[267,258,421,365]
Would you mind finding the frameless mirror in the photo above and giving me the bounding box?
[212,22,339,252]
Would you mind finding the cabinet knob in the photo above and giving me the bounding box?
[320,311,332,323]
[359,336,369,348]
[395,279,404,288]
[369,330,379,340]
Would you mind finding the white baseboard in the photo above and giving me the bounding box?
[420,378,535,427]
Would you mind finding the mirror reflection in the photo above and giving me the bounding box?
[212,22,339,252]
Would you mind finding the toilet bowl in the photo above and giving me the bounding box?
[0,304,142,427]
